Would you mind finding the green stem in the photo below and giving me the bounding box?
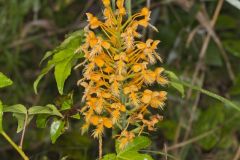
[126,0,132,17]
[1,131,29,160]
[111,0,116,11]
[99,136,103,160]
[0,100,3,132]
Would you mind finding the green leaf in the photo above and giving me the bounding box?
[0,72,13,88]
[178,80,240,112]
[28,104,63,117]
[3,104,27,114]
[33,62,55,94]
[223,40,240,58]
[13,113,33,133]
[0,100,3,132]
[166,70,240,112]
[13,113,25,133]
[34,30,84,94]
[104,137,153,160]
[50,119,65,144]
[54,55,74,95]
[103,154,117,160]
[165,71,185,97]
[3,104,34,133]
[104,136,154,160]
[40,51,55,65]
[116,136,151,154]
[36,114,49,128]
[55,92,73,111]
[70,113,80,120]
[117,152,153,160]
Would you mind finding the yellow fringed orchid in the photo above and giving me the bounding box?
[77,0,168,148]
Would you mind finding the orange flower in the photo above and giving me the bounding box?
[118,131,135,149]
[138,8,151,27]
[155,67,168,85]
[137,39,162,64]
[86,13,101,29]
[102,0,110,7]
[91,116,113,138]
[77,0,168,142]
[142,90,167,109]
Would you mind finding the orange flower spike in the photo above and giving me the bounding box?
[77,0,168,144]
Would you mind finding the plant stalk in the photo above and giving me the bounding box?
[99,136,103,160]
[126,0,132,17]
[19,113,28,148]
[1,131,29,160]
[111,0,116,11]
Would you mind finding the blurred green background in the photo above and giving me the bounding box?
[0,0,240,160]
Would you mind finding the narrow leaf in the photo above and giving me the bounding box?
[174,79,240,112]
[0,72,13,88]
[165,71,185,97]
[0,100,3,132]
[34,63,54,94]
[40,51,55,65]
[70,113,80,120]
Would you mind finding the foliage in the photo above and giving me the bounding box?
[103,136,153,160]
[34,30,85,95]
[0,72,13,88]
